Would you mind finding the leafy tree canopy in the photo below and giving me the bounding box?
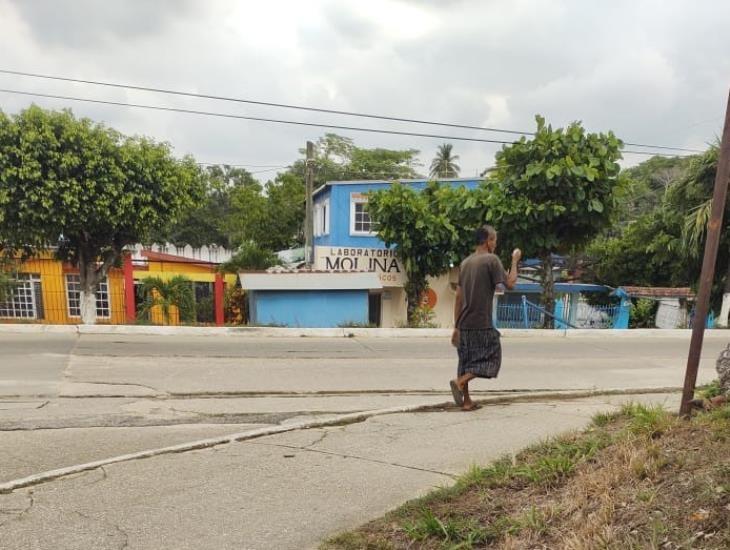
[485,115,624,323]
[0,106,204,323]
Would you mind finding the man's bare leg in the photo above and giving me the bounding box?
[457,373,477,410]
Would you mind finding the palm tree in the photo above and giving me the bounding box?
[430,144,460,178]
[139,275,196,325]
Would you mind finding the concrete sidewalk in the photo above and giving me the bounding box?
[1,322,728,339]
[0,392,679,550]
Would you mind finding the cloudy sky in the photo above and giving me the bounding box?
[1,0,729,179]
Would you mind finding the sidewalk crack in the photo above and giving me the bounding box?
[254,441,455,479]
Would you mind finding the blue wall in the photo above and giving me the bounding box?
[249,289,369,328]
[314,179,480,249]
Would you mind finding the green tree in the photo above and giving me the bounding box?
[610,155,692,232]
[485,115,623,326]
[584,146,730,321]
[289,134,421,188]
[429,143,460,178]
[220,242,282,273]
[156,165,260,248]
[138,275,196,325]
[368,181,484,324]
[223,175,266,248]
[0,106,204,324]
[259,172,305,250]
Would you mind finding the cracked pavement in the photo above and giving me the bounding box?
[0,332,724,549]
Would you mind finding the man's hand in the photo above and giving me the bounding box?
[451,328,460,348]
[512,248,522,263]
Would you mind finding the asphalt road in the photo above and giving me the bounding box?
[0,332,726,549]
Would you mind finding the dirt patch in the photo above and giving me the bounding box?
[323,401,730,549]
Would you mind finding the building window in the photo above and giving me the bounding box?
[65,274,111,319]
[0,274,43,319]
[350,197,376,236]
[315,199,330,237]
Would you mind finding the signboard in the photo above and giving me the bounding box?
[315,246,405,286]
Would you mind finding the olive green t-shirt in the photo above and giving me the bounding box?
[456,252,507,330]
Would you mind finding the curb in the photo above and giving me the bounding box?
[0,324,728,339]
[0,386,681,495]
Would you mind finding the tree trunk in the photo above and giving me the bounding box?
[78,249,99,325]
[405,274,427,327]
[540,253,555,329]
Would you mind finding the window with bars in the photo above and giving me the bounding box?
[351,199,376,235]
[0,274,43,319]
[65,274,111,318]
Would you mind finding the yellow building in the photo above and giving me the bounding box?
[0,250,236,326]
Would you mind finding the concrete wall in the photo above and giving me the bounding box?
[249,289,369,328]
[380,287,407,327]
[429,271,459,328]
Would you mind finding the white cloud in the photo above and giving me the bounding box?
[1,0,728,176]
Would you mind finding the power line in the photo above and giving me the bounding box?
[0,68,705,154]
[0,88,694,158]
[0,88,516,145]
[198,162,288,168]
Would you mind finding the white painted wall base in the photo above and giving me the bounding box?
[0,323,728,339]
[717,293,730,328]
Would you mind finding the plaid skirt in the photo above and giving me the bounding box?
[457,328,502,379]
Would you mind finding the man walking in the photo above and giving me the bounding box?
[450,225,521,411]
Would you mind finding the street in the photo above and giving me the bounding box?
[0,332,726,549]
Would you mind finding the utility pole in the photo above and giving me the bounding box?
[680,89,730,416]
[304,141,315,266]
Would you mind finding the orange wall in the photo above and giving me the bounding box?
[7,255,125,324]
[3,254,235,325]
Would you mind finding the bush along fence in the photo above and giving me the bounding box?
[0,254,235,326]
[494,294,716,330]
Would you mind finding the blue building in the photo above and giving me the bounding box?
[245,178,480,328]
[242,177,621,328]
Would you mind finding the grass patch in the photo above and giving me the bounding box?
[697,380,725,399]
[323,398,730,549]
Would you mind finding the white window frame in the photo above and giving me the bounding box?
[314,199,331,237]
[65,274,112,319]
[350,196,376,236]
[0,274,41,319]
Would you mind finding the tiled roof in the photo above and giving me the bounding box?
[622,286,695,299]
[141,250,217,265]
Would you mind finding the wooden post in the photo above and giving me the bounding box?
[122,252,136,323]
[304,141,315,265]
[214,272,225,327]
[679,89,730,416]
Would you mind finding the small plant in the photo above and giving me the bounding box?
[338,321,377,328]
[403,509,455,541]
[697,380,724,399]
[621,403,672,438]
[409,304,438,328]
[591,410,622,427]
[138,275,196,325]
[225,286,247,325]
[629,298,657,328]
